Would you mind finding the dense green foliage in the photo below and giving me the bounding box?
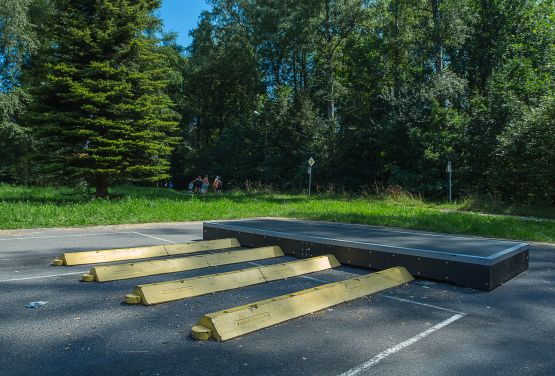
[174,0,555,204]
[0,0,49,182]
[23,0,180,196]
[0,0,553,204]
[0,184,553,241]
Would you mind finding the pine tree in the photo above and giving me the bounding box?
[26,0,180,196]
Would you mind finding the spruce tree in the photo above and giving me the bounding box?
[26,0,180,196]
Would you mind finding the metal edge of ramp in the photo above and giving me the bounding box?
[81,245,284,282]
[191,266,414,341]
[125,255,341,305]
[52,238,240,266]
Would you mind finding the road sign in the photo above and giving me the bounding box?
[446,161,452,173]
[307,159,314,196]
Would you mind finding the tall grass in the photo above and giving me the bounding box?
[0,184,552,242]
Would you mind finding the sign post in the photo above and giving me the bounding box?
[446,161,452,203]
[308,157,315,196]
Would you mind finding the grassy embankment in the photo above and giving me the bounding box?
[0,184,553,242]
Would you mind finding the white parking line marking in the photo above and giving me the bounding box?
[132,232,177,243]
[0,232,186,281]
[338,313,466,376]
[0,271,87,283]
[0,231,136,241]
[381,295,464,314]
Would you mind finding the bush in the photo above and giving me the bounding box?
[494,95,555,204]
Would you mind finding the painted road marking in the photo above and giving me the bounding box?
[337,313,466,376]
[381,295,464,314]
[0,271,88,283]
[0,231,137,241]
[133,232,178,243]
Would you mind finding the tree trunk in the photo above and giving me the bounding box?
[431,0,443,74]
[324,0,335,123]
[301,50,308,90]
[393,0,400,99]
[95,175,109,198]
[327,47,336,123]
[292,50,298,95]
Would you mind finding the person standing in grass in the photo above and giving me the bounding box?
[201,175,210,194]
[192,176,202,193]
[213,176,222,194]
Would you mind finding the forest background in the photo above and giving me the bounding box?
[1,0,554,205]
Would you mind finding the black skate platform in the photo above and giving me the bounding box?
[203,219,529,291]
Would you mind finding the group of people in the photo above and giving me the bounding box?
[189,175,222,194]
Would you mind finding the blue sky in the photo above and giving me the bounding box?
[159,0,211,47]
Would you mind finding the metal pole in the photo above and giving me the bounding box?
[308,168,312,196]
[448,170,452,203]
[446,161,452,203]
[264,123,268,183]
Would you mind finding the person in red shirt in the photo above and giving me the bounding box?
[201,175,210,194]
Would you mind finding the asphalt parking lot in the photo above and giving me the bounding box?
[0,222,553,376]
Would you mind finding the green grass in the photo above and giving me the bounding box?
[455,196,555,220]
[0,184,553,243]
